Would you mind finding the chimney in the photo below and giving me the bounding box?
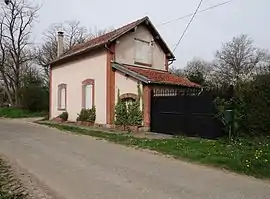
[57,31,64,57]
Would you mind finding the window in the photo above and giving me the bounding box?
[122,97,135,108]
[82,79,95,109]
[134,38,152,66]
[58,84,67,110]
[119,93,138,108]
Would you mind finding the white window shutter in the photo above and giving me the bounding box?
[141,43,149,63]
[85,84,93,109]
[135,39,152,64]
[148,43,153,64]
[61,88,66,109]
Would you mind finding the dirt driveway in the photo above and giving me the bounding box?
[0,119,269,199]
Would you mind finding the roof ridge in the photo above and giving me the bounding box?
[51,16,175,66]
[63,16,148,56]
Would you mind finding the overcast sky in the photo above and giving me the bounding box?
[32,0,269,68]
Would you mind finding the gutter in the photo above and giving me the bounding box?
[168,60,174,66]
[112,62,151,84]
[105,43,113,53]
[51,43,106,66]
[151,81,201,88]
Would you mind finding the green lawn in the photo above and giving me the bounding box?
[38,122,270,179]
[0,108,45,118]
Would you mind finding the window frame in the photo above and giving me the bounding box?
[119,93,138,101]
[57,83,67,111]
[82,79,95,109]
[134,38,153,67]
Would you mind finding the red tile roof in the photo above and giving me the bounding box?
[51,16,175,65]
[125,65,200,87]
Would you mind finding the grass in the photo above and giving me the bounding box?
[38,122,270,179]
[0,158,27,199]
[0,108,45,118]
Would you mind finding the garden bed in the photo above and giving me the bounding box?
[52,117,147,133]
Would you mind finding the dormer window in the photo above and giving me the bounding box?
[134,38,152,67]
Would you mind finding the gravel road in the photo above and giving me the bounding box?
[0,119,269,199]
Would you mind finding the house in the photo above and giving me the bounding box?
[50,16,199,130]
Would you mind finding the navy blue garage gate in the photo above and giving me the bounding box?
[150,87,225,139]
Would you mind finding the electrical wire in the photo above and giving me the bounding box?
[173,0,204,52]
[158,0,233,27]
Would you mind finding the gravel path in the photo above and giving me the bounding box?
[0,119,269,199]
[0,155,63,199]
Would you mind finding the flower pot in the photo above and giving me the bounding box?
[77,121,95,126]
[127,125,139,132]
[115,125,125,131]
[53,117,64,123]
[86,121,94,126]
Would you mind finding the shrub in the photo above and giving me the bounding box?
[114,100,128,126]
[77,107,96,122]
[20,85,49,112]
[59,112,68,121]
[216,73,270,137]
[88,106,96,122]
[237,74,270,136]
[20,69,49,112]
[114,88,143,127]
[77,109,88,122]
[127,100,143,126]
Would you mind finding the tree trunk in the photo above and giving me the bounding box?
[2,87,13,106]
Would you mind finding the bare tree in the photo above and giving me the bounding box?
[183,58,213,85]
[64,21,89,49]
[0,0,39,106]
[0,16,13,104]
[35,24,58,84]
[213,34,267,86]
[169,66,184,77]
[256,51,270,75]
[169,58,213,85]
[88,25,114,40]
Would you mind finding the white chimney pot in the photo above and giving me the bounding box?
[57,31,64,57]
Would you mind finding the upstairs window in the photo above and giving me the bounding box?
[134,38,152,66]
[58,84,67,110]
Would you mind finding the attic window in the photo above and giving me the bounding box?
[134,38,152,67]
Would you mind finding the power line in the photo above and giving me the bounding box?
[173,0,204,52]
[158,0,233,27]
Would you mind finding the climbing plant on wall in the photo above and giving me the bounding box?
[114,89,128,125]
[127,83,143,125]
[114,84,143,126]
